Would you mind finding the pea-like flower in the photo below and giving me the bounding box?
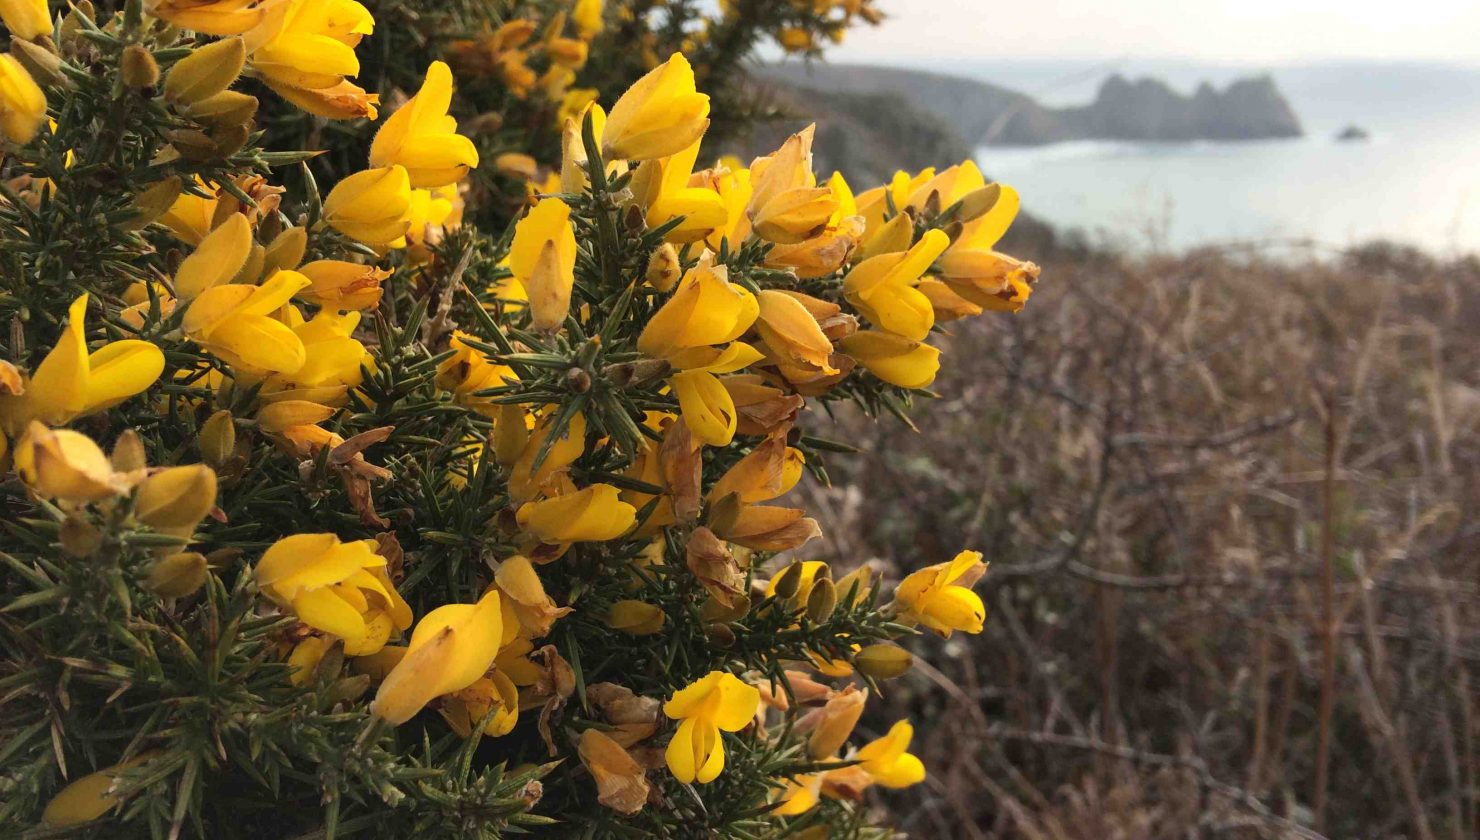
[182,269,310,374]
[369,61,479,188]
[893,549,988,637]
[322,165,413,246]
[0,294,164,432]
[0,0,51,40]
[663,671,760,784]
[369,589,503,725]
[842,228,950,342]
[837,329,940,390]
[244,0,373,92]
[254,533,412,655]
[516,484,637,544]
[153,0,267,36]
[601,52,710,161]
[13,423,131,502]
[508,197,577,331]
[854,720,926,787]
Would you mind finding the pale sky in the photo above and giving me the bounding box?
[829,0,1480,66]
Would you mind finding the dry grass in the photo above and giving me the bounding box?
[806,242,1480,839]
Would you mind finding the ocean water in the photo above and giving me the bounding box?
[962,61,1480,254]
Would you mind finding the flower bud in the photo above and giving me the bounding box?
[146,551,208,598]
[15,423,125,502]
[770,561,805,599]
[703,622,736,648]
[133,464,217,532]
[855,644,914,680]
[120,45,160,89]
[834,564,873,607]
[59,0,93,46]
[119,177,183,231]
[805,577,837,623]
[163,37,245,106]
[185,90,258,127]
[805,685,866,758]
[262,226,307,275]
[41,753,156,826]
[644,242,680,292]
[59,513,102,557]
[110,429,148,474]
[198,410,235,468]
[1,0,51,40]
[954,183,1002,223]
[606,599,664,635]
[9,36,65,87]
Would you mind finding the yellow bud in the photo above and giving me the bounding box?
[770,561,806,599]
[146,551,208,598]
[805,577,837,623]
[133,465,217,532]
[120,177,183,231]
[492,403,528,467]
[0,0,52,40]
[120,45,160,89]
[644,242,680,292]
[164,37,245,106]
[185,90,258,127]
[59,1,93,46]
[41,753,156,826]
[262,227,308,275]
[954,183,1002,223]
[855,644,913,680]
[198,410,235,468]
[59,513,103,557]
[110,429,148,474]
[10,36,65,87]
[256,400,334,434]
[606,599,665,635]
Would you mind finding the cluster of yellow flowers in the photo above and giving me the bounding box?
[2,0,1041,833]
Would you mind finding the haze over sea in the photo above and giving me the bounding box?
[948,60,1480,254]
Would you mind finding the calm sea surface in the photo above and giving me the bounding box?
[962,61,1480,254]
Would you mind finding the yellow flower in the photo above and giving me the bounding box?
[571,0,604,40]
[663,671,760,784]
[0,53,47,146]
[298,259,390,311]
[182,269,310,374]
[0,295,164,433]
[370,589,503,725]
[322,165,412,246]
[606,599,665,635]
[516,484,636,544]
[254,533,413,655]
[933,182,1042,312]
[439,669,520,737]
[894,549,988,637]
[369,61,479,188]
[152,0,269,35]
[754,289,836,375]
[174,213,253,300]
[244,0,373,91]
[133,464,217,534]
[842,228,949,341]
[271,77,379,120]
[855,720,926,787]
[636,260,757,360]
[633,137,728,244]
[746,126,837,244]
[602,52,710,161]
[777,26,813,53]
[508,197,577,332]
[492,554,571,639]
[257,309,371,406]
[13,423,129,502]
[434,331,517,417]
[40,753,157,826]
[508,408,584,500]
[1,0,51,40]
[803,684,866,758]
[837,329,940,390]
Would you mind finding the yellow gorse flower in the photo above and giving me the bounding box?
[0,53,47,146]
[244,0,373,92]
[633,137,728,244]
[0,295,164,434]
[509,197,577,331]
[369,60,479,188]
[182,269,310,374]
[515,483,637,544]
[842,228,950,342]
[837,329,940,390]
[13,423,131,502]
[370,588,503,725]
[601,52,709,161]
[663,671,760,784]
[0,0,51,40]
[254,533,412,655]
[256,308,372,406]
[322,165,413,246]
[152,0,269,36]
[854,720,926,787]
[894,549,988,637]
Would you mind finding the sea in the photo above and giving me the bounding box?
[953,60,1480,255]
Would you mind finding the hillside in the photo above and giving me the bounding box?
[758,63,1303,146]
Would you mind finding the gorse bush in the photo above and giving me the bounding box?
[0,1,1041,837]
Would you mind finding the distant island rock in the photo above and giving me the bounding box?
[1336,125,1370,142]
[757,64,1304,147]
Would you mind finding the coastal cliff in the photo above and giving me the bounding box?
[757,64,1303,146]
